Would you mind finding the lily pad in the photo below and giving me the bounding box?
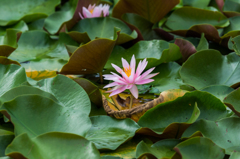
[180,50,240,89]
[0,94,91,137]
[0,57,20,66]
[0,64,27,97]
[182,0,211,8]
[112,0,180,23]
[201,85,234,102]
[105,40,182,71]
[0,21,28,36]
[0,30,19,57]
[5,132,100,159]
[60,30,118,75]
[138,90,228,134]
[0,0,60,26]
[85,115,140,150]
[224,88,240,117]
[165,7,229,31]
[9,31,79,62]
[182,117,240,154]
[136,139,181,159]
[151,62,194,92]
[174,137,225,159]
[174,38,197,61]
[69,17,137,45]
[0,128,14,157]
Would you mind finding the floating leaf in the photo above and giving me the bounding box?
[229,151,240,159]
[138,90,228,134]
[223,0,240,17]
[0,57,20,66]
[165,7,229,31]
[174,38,197,61]
[151,62,194,92]
[9,31,78,62]
[0,21,28,36]
[0,128,14,157]
[201,85,234,102]
[105,40,182,71]
[180,50,240,89]
[182,117,240,154]
[0,0,60,26]
[224,88,240,117]
[196,33,208,51]
[85,115,140,150]
[182,0,211,8]
[174,137,225,159]
[73,78,102,106]
[5,132,100,159]
[0,64,27,97]
[44,0,100,34]
[69,17,137,45]
[112,0,180,23]
[0,30,19,57]
[136,139,180,159]
[60,30,119,75]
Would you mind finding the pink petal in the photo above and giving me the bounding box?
[130,85,138,99]
[82,7,92,18]
[79,12,84,19]
[135,59,147,77]
[92,7,102,17]
[109,85,128,97]
[142,73,159,80]
[126,84,133,89]
[122,58,130,69]
[111,63,123,74]
[130,54,136,71]
[128,67,135,83]
[135,79,154,85]
[103,82,120,88]
[139,67,155,80]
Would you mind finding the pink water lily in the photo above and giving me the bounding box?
[79,4,110,19]
[103,55,158,99]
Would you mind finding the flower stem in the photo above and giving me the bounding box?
[99,71,103,84]
[129,93,134,109]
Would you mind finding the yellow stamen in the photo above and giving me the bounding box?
[90,9,94,14]
[124,67,131,77]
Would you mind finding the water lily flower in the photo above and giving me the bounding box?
[79,4,110,19]
[103,55,158,101]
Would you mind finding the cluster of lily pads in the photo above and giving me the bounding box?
[1,0,240,158]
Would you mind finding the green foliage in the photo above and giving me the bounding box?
[1,0,240,158]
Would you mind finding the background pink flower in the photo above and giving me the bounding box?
[103,55,158,99]
[79,4,110,19]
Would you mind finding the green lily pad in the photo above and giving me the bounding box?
[112,0,180,23]
[44,0,100,34]
[0,64,27,97]
[0,0,60,26]
[85,115,140,150]
[229,151,240,159]
[0,129,14,157]
[73,78,102,107]
[100,138,140,159]
[21,58,66,81]
[230,35,240,56]
[0,21,28,36]
[224,88,240,117]
[0,30,19,57]
[121,13,167,40]
[201,85,234,102]
[174,137,225,159]
[165,7,229,31]
[5,132,100,159]
[138,90,228,134]
[105,40,182,71]
[28,19,45,31]
[9,31,79,62]
[69,17,137,45]
[182,0,211,8]
[222,16,240,39]
[180,50,240,89]
[136,139,181,159]
[151,62,194,92]
[223,0,240,17]
[0,94,91,137]
[60,30,119,75]
[196,33,208,51]
[182,117,240,154]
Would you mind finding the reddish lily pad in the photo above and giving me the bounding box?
[112,0,180,24]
